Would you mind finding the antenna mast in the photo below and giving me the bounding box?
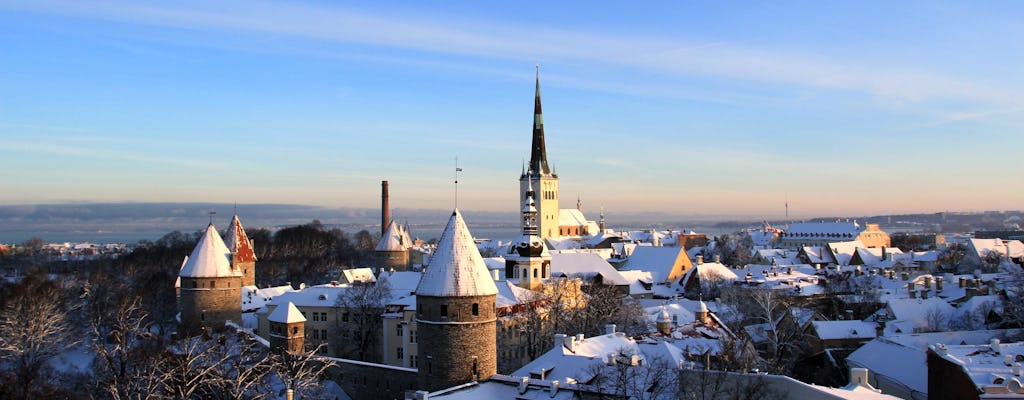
[454,157,463,209]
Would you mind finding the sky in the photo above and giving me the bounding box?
[1,0,1022,219]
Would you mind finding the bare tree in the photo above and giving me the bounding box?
[0,273,77,399]
[584,347,680,400]
[922,306,950,333]
[268,343,336,399]
[90,297,163,400]
[678,368,786,400]
[334,276,392,361]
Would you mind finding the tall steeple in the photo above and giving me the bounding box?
[530,66,551,176]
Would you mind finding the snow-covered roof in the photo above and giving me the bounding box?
[828,240,864,266]
[969,238,1024,259]
[224,215,256,262]
[415,210,498,297]
[376,220,407,252]
[243,284,296,312]
[801,246,836,264]
[341,268,376,284]
[621,246,689,283]
[379,270,422,295]
[268,301,305,323]
[557,208,589,227]
[932,340,1024,395]
[812,320,878,341]
[179,224,237,278]
[496,280,536,309]
[550,252,629,286]
[512,331,642,385]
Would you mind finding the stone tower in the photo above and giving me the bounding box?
[178,223,243,336]
[506,179,550,291]
[268,301,306,353]
[376,219,410,270]
[224,215,257,287]
[520,68,560,239]
[416,210,498,392]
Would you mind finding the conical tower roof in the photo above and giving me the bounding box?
[376,219,406,251]
[179,224,236,278]
[224,215,257,262]
[416,210,498,297]
[268,301,306,323]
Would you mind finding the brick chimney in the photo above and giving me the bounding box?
[381,180,390,237]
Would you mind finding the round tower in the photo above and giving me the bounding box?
[268,301,306,353]
[376,219,411,270]
[416,210,498,392]
[178,223,243,337]
[224,215,257,287]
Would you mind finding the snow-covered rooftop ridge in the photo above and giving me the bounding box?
[416,209,498,297]
[268,301,305,323]
[224,215,256,262]
[179,224,236,278]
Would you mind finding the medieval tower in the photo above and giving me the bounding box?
[224,214,257,287]
[520,69,560,239]
[178,223,243,336]
[506,179,551,291]
[267,301,306,353]
[415,210,498,392]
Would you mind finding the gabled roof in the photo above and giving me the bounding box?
[827,240,864,265]
[416,210,498,297]
[621,246,691,283]
[224,215,256,262]
[268,301,306,323]
[550,252,629,285]
[179,224,236,278]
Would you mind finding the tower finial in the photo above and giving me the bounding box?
[208,211,216,226]
[454,157,463,210]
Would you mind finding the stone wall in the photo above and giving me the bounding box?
[416,294,497,392]
[179,276,242,336]
[331,359,418,400]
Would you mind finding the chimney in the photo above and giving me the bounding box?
[936,276,943,292]
[576,333,584,342]
[381,180,390,237]
[563,335,577,352]
[875,323,884,337]
[849,368,870,388]
[697,255,704,265]
[924,276,932,289]
[605,324,617,335]
[549,380,559,397]
[518,377,529,394]
[715,255,721,263]
[992,338,1002,355]
[920,289,928,299]
[959,276,967,288]
[881,246,887,261]
[491,269,501,281]
[1015,363,1022,377]
[554,334,567,350]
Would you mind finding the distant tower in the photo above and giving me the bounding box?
[506,179,551,291]
[224,215,257,287]
[178,223,242,336]
[376,219,411,270]
[268,301,306,353]
[520,68,560,239]
[599,207,606,232]
[416,210,498,392]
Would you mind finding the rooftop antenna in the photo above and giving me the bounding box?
[208,211,216,226]
[785,192,789,221]
[454,157,463,209]
[233,201,237,216]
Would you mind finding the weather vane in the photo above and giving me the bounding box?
[454,157,463,209]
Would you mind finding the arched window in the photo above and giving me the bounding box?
[533,268,538,278]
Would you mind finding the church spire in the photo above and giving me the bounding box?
[530,66,550,176]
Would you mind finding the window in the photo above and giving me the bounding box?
[210,281,215,288]
[472,303,479,316]
[440,305,448,317]
[533,269,538,278]
[321,329,327,339]
[312,313,319,321]
[396,325,403,336]
[411,355,418,368]
[292,327,298,334]
[410,330,417,343]
[342,312,349,322]
[397,347,404,360]
[200,312,205,321]
[320,312,327,321]
[192,281,197,288]
[313,330,319,339]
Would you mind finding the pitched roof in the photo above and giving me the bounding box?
[179,224,236,278]
[224,215,256,262]
[416,210,498,297]
[268,301,306,323]
[621,246,690,283]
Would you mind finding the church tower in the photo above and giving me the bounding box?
[506,179,551,291]
[520,68,560,239]
[224,215,256,287]
[416,210,498,392]
[178,223,243,337]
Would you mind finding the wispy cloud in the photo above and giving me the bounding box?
[0,139,248,170]
[5,0,1020,108]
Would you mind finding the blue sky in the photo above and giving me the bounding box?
[1,1,1022,219]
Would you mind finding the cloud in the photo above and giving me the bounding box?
[5,0,1020,107]
[0,138,245,170]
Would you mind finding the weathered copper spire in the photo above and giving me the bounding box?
[530,66,551,176]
